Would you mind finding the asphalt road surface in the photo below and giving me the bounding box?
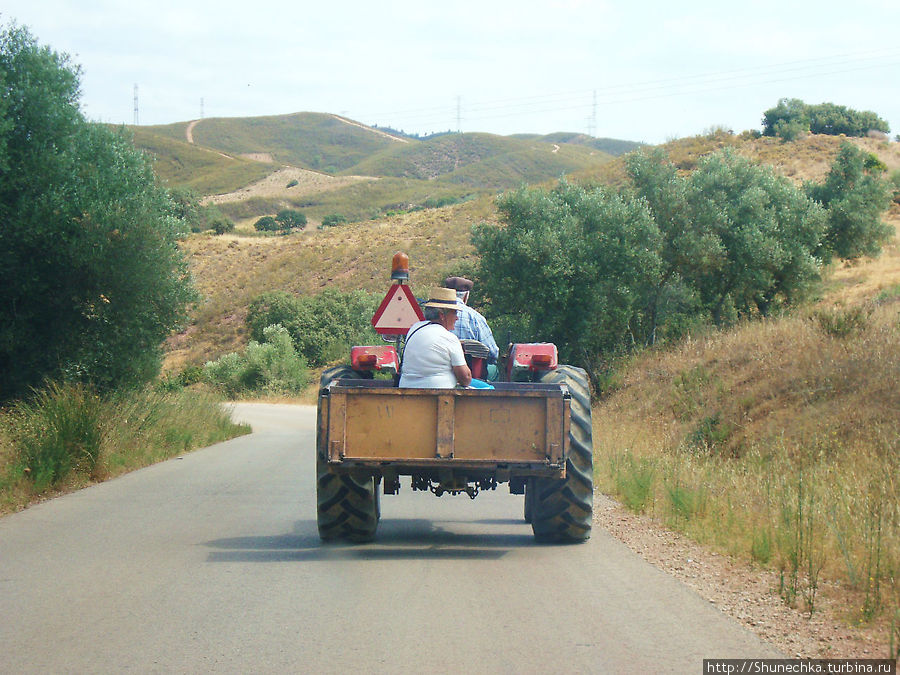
[1,403,781,673]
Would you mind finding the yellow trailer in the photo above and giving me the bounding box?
[316,367,593,544]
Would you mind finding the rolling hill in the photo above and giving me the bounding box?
[131,112,631,226]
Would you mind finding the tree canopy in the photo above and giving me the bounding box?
[472,182,663,373]
[804,142,893,259]
[762,98,890,139]
[473,149,834,383]
[0,23,196,400]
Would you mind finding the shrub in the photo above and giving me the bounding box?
[805,143,893,260]
[774,118,808,142]
[207,208,235,235]
[11,382,103,492]
[254,215,279,232]
[423,195,461,209]
[889,170,900,204]
[246,289,380,367]
[812,306,871,338]
[320,213,347,228]
[763,98,890,138]
[203,325,308,398]
[275,208,307,231]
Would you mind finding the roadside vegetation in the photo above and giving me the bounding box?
[0,383,248,515]
[0,23,248,513]
[594,282,899,649]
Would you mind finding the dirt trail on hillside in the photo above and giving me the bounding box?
[186,120,198,144]
[202,166,375,206]
[331,114,409,143]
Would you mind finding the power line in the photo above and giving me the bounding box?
[352,48,900,131]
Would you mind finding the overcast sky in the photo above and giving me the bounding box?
[3,1,899,144]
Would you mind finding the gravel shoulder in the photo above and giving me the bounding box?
[594,492,893,660]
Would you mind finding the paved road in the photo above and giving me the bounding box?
[0,403,781,673]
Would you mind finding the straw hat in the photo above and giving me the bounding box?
[423,287,459,310]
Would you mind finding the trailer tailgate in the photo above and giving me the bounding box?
[319,381,569,471]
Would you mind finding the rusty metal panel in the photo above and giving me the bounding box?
[338,390,439,460]
[325,386,568,465]
[453,395,549,461]
[326,392,347,461]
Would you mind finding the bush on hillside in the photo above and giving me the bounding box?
[473,181,663,379]
[474,149,832,382]
[275,209,307,231]
[246,289,380,367]
[805,143,893,260]
[203,325,308,398]
[254,215,279,232]
[320,213,348,228]
[774,118,808,142]
[686,149,826,321]
[762,98,890,138]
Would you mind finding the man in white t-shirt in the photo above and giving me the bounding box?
[399,287,472,389]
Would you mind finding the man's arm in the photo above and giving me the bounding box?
[452,364,472,387]
[447,332,472,387]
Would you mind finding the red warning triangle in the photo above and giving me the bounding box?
[371,283,424,335]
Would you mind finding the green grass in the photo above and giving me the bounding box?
[0,383,250,514]
[174,112,399,173]
[129,126,276,194]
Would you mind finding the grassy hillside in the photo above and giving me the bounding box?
[569,130,900,192]
[133,112,622,227]
[535,132,643,157]
[165,196,497,370]
[129,126,275,194]
[346,132,610,182]
[172,112,403,174]
[594,211,899,645]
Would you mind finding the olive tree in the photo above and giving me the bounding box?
[805,142,893,260]
[0,24,195,400]
[472,182,662,375]
[625,148,717,342]
[687,150,826,322]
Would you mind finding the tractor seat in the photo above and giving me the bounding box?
[459,339,491,359]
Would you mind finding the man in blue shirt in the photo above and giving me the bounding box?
[443,276,499,364]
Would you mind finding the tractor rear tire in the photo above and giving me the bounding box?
[316,365,380,543]
[524,479,534,523]
[529,365,593,543]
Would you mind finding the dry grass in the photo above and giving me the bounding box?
[595,215,900,645]
[573,130,900,189]
[165,196,498,371]
[201,166,376,207]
